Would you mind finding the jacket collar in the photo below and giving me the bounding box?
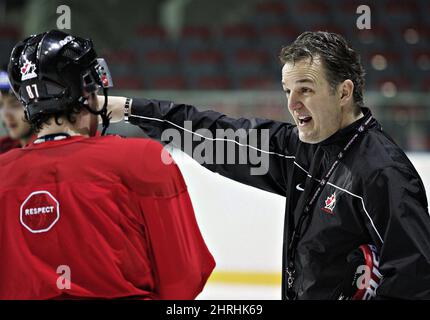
[318,107,375,147]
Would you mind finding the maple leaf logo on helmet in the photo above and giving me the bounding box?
[20,57,37,81]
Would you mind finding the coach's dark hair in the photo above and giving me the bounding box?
[279,31,365,108]
[26,104,83,133]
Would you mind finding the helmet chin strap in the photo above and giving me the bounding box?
[82,88,111,136]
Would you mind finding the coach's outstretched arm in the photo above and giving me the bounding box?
[106,96,302,196]
[363,165,430,299]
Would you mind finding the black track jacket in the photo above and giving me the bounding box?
[126,98,430,300]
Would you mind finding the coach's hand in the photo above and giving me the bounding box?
[97,95,127,123]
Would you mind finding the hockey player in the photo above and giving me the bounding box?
[0,30,215,299]
[0,69,34,153]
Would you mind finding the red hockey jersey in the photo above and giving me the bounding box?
[0,135,215,299]
[0,135,37,155]
[0,136,21,154]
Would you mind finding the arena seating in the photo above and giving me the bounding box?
[0,0,427,92]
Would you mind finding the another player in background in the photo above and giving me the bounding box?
[0,69,34,153]
[0,30,215,299]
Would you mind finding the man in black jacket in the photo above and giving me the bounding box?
[107,31,430,299]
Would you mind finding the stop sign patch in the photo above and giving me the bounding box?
[20,191,60,233]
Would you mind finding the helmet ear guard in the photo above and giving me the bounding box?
[80,58,114,135]
[95,58,113,89]
[82,58,113,94]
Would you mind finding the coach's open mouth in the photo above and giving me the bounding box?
[298,116,312,126]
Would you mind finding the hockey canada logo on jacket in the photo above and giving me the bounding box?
[322,192,336,214]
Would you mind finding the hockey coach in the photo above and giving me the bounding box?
[108,31,430,300]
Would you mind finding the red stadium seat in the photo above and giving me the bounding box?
[180,25,213,51]
[400,26,430,43]
[113,76,144,90]
[290,1,332,29]
[152,75,187,90]
[422,77,430,92]
[135,25,166,39]
[297,0,330,14]
[145,50,179,64]
[377,77,410,91]
[181,26,212,40]
[228,49,269,78]
[239,76,276,90]
[102,50,138,77]
[182,49,224,78]
[139,50,179,78]
[220,24,258,52]
[252,1,287,27]
[255,1,287,15]
[356,25,391,44]
[258,25,299,57]
[182,50,223,78]
[260,25,299,39]
[339,0,371,13]
[368,51,401,66]
[382,0,419,27]
[188,50,223,64]
[412,50,430,69]
[195,75,230,90]
[103,50,137,65]
[234,49,269,64]
[384,0,419,14]
[0,25,19,39]
[309,24,346,36]
[222,24,258,40]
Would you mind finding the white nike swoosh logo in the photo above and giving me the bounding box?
[296,183,305,192]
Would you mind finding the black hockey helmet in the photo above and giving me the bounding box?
[8,30,113,134]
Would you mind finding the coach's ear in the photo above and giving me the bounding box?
[338,79,354,107]
[98,95,127,123]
